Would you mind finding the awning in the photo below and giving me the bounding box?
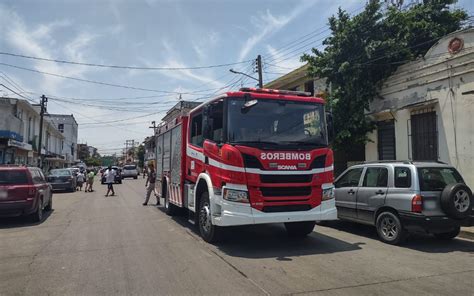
[8,139,32,151]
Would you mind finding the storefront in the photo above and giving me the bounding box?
[0,132,32,165]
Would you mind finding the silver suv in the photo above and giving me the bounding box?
[334,161,473,244]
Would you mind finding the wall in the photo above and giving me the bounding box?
[366,29,474,187]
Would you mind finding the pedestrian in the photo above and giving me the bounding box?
[87,169,95,192]
[143,163,158,205]
[76,171,85,191]
[142,166,147,179]
[105,166,116,197]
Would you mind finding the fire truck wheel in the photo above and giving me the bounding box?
[198,192,222,243]
[284,221,316,238]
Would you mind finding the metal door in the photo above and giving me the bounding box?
[335,167,364,219]
[356,167,388,223]
[377,120,395,160]
[411,112,437,160]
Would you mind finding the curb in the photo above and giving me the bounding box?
[459,230,474,240]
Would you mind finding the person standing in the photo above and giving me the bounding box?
[76,171,85,191]
[142,163,158,205]
[87,169,95,192]
[105,166,116,197]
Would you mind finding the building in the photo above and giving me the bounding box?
[0,97,66,169]
[365,28,474,187]
[88,146,98,158]
[143,135,156,168]
[0,98,37,165]
[46,114,78,166]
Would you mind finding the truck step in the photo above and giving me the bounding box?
[188,211,196,225]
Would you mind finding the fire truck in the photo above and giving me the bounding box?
[154,88,337,242]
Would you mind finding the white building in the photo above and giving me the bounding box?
[365,28,474,187]
[46,114,78,166]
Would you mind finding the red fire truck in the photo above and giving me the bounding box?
[154,88,337,242]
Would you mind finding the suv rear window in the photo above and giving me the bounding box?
[0,170,29,185]
[418,167,464,191]
[124,165,136,170]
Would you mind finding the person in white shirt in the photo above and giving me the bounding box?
[105,166,116,197]
[76,172,85,191]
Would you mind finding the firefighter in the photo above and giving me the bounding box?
[143,163,158,206]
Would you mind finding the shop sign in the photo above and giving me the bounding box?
[8,139,33,151]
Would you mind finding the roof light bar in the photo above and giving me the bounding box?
[239,87,312,97]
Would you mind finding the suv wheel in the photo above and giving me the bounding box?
[30,197,44,223]
[434,227,460,240]
[376,211,407,245]
[440,184,472,220]
[45,195,53,211]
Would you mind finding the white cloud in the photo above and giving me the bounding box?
[266,45,304,70]
[1,8,100,95]
[238,0,317,62]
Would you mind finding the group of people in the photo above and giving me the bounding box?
[76,169,96,192]
[70,164,159,205]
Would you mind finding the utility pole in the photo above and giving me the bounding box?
[37,95,48,168]
[149,121,157,135]
[256,54,263,88]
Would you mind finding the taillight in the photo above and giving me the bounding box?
[411,194,423,213]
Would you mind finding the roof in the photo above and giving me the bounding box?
[264,64,310,89]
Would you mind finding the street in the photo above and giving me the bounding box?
[0,177,473,296]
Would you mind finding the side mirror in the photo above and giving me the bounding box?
[326,112,334,143]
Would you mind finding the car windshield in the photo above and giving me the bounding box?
[124,165,136,170]
[50,169,71,176]
[0,170,29,185]
[227,98,327,148]
[418,167,464,191]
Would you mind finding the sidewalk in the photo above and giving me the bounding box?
[459,227,474,240]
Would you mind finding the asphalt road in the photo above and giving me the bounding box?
[1,177,473,296]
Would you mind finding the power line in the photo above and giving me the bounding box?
[0,83,34,102]
[0,51,252,71]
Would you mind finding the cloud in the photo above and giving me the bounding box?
[0,7,100,95]
[265,45,304,70]
[238,0,317,62]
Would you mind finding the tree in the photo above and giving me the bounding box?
[137,144,145,168]
[85,157,101,167]
[302,0,467,153]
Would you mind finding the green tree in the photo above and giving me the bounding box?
[302,0,467,153]
[85,157,101,167]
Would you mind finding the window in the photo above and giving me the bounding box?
[418,167,464,191]
[0,170,29,185]
[335,168,363,188]
[395,167,411,188]
[205,101,224,143]
[190,113,203,147]
[58,124,64,133]
[304,80,314,96]
[377,120,395,160]
[362,167,388,187]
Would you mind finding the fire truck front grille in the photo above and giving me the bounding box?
[260,187,311,197]
[262,205,312,213]
[260,174,312,183]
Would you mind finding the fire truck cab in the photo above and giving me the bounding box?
[154,88,337,242]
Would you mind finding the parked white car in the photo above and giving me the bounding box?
[121,164,138,179]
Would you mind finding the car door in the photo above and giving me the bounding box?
[38,170,52,203]
[335,167,364,219]
[356,166,389,223]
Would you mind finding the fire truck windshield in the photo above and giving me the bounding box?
[227,98,327,148]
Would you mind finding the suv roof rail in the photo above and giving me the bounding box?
[239,87,312,97]
[363,160,412,164]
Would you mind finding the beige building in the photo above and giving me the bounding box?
[365,28,474,187]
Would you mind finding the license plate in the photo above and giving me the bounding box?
[0,190,7,199]
[424,200,437,210]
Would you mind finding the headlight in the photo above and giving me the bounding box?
[223,188,249,203]
[322,186,335,201]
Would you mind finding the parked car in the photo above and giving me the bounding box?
[122,164,138,179]
[0,166,53,222]
[334,161,473,244]
[48,169,77,192]
[101,166,122,184]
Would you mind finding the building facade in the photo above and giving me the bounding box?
[46,114,78,166]
[0,98,36,165]
[365,28,474,187]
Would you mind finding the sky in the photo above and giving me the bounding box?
[1,0,473,156]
